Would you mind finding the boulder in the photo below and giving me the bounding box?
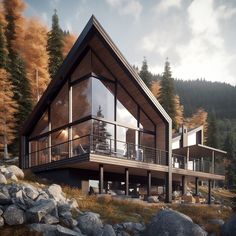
[29,223,83,236]
[6,165,24,179]
[208,219,224,226]
[0,208,3,216]
[99,224,116,236]
[0,192,12,205]
[59,211,77,228]
[0,216,4,227]
[0,173,7,184]
[145,209,207,236]
[3,204,25,225]
[24,186,39,200]
[47,184,66,202]
[147,196,159,203]
[42,214,59,225]
[10,174,18,182]
[26,199,58,223]
[221,213,236,236]
[77,212,103,236]
[121,222,145,233]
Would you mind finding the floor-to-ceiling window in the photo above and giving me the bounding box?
[27,73,157,166]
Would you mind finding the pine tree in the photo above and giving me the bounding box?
[47,10,64,79]
[0,21,7,68]
[207,112,219,148]
[159,59,177,129]
[139,57,152,89]
[224,132,236,187]
[3,0,32,154]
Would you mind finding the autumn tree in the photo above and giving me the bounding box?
[151,80,161,99]
[139,57,152,88]
[159,59,177,129]
[3,0,32,154]
[174,95,184,126]
[22,18,50,103]
[63,32,76,58]
[47,10,64,79]
[0,17,17,159]
[185,108,208,142]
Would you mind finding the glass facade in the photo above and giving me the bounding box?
[51,82,69,130]
[27,75,157,167]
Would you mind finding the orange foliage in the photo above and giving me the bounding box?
[151,81,161,100]
[63,33,76,58]
[21,18,50,104]
[0,69,18,152]
[3,0,26,53]
[174,95,184,127]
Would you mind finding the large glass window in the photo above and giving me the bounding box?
[51,83,69,130]
[72,79,92,122]
[72,120,92,156]
[116,126,138,157]
[30,110,49,138]
[92,120,115,154]
[51,128,69,161]
[37,136,49,165]
[92,78,115,121]
[116,84,137,127]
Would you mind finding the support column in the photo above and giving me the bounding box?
[99,165,104,194]
[182,175,187,195]
[125,168,129,196]
[208,179,212,204]
[195,177,199,195]
[165,172,172,203]
[147,170,151,197]
[185,147,189,170]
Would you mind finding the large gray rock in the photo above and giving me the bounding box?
[29,223,83,236]
[59,211,77,228]
[6,165,24,179]
[47,184,66,202]
[99,224,116,236]
[24,186,39,200]
[221,213,236,236]
[77,212,103,236]
[42,214,59,225]
[145,209,207,236]
[121,222,146,233]
[3,204,25,225]
[0,192,12,205]
[0,173,7,184]
[27,199,58,223]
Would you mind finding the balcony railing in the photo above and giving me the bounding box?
[27,134,224,175]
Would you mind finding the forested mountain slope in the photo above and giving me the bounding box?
[174,79,236,118]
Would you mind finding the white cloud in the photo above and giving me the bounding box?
[172,0,236,84]
[141,0,236,85]
[105,0,142,20]
[50,0,60,8]
[154,0,182,13]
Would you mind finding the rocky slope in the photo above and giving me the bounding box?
[0,165,235,236]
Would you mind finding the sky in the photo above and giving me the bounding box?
[24,0,236,85]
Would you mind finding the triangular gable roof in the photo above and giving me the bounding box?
[21,15,171,135]
[172,125,203,141]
